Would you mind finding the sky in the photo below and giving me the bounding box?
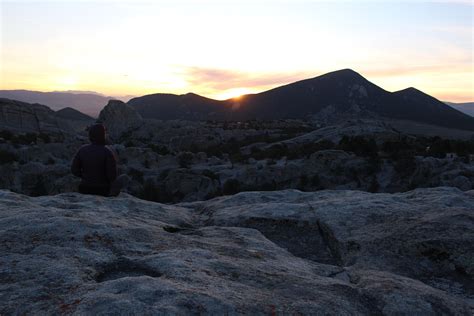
[0,0,473,101]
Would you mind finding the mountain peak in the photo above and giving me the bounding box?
[320,68,365,81]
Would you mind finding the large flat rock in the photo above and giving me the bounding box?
[1,188,473,314]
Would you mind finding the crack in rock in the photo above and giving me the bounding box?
[95,257,162,283]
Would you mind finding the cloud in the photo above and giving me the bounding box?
[181,66,316,92]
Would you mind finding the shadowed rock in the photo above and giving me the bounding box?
[0,188,472,314]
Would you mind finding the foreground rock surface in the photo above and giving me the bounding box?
[0,187,473,314]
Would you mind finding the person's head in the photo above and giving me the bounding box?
[89,123,107,145]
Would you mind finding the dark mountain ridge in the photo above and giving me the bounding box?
[127,69,474,131]
[55,107,94,121]
[127,92,229,121]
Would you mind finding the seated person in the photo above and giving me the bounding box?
[71,123,128,196]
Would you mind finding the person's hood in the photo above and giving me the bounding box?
[89,124,106,145]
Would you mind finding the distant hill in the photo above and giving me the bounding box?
[445,102,474,117]
[128,69,474,131]
[55,107,94,121]
[0,90,113,117]
[127,93,229,121]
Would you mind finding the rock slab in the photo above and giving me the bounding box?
[0,187,473,314]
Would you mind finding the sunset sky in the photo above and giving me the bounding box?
[1,0,472,102]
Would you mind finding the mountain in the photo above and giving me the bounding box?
[127,93,229,121]
[445,102,474,117]
[128,69,474,131]
[55,107,94,121]
[0,90,113,117]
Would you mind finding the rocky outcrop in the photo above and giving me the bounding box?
[0,188,473,314]
[97,100,143,140]
[278,119,400,146]
[0,98,74,135]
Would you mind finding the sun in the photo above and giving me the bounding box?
[215,88,253,100]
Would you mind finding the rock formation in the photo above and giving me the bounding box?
[0,187,473,314]
[97,100,143,140]
[0,98,74,135]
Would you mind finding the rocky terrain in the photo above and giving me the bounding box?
[1,99,473,202]
[1,88,474,314]
[0,187,473,314]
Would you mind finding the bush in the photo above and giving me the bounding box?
[38,133,51,144]
[128,168,144,183]
[139,179,161,202]
[311,174,321,187]
[393,156,417,176]
[14,133,37,145]
[202,169,219,181]
[0,149,18,164]
[159,169,170,180]
[178,152,194,168]
[223,179,241,195]
[124,140,135,147]
[339,136,378,157]
[148,144,170,155]
[368,176,379,193]
[31,175,48,196]
[0,130,13,141]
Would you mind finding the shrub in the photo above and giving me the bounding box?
[128,168,144,183]
[223,179,240,195]
[148,144,170,155]
[202,169,219,181]
[139,179,160,202]
[15,133,37,145]
[124,140,135,147]
[0,130,13,141]
[38,133,51,144]
[31,175,48,196]
[393,156,417,176]
[0,149,18,164]
[300,175,308,186]
[368,176,379,193]
[339,136,378,157]
[159,169,170,180]
[178,152,194,168]
[311,174,321,187]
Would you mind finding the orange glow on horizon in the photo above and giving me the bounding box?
[214,88,256,101]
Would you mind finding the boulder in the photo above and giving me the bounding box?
[97,100,143,140]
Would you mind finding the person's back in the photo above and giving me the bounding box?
[71,123,125,196]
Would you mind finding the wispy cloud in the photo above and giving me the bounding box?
[181,66,315,92]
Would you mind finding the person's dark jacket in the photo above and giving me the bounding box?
[71,124,118,196]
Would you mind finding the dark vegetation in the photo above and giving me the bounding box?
[0,130,52,145]
[0,149,18,164]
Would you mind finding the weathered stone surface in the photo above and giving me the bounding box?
[0,98,74,135]
[1,188,473,314]
[97,100,143,140]
[191,187,474,305]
